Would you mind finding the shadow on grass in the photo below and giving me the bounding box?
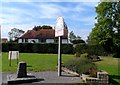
[27,65,32,67]
[109,75,120,84]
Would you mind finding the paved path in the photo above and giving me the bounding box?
[2,71,81,85]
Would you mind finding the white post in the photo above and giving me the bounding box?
[58,36,62,76]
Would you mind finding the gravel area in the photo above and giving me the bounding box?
[1,71,81,85]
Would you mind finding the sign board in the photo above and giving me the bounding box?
[55,17,64,37]
[9,51,19,60]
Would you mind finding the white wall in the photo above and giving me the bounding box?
[18,39,22,43]
[28,39,39,43]
[62,39,68,43]
[18,38,68,43]
[46,39,54,43]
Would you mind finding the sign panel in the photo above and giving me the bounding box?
[9,51,19,59]
[55,17,64,37]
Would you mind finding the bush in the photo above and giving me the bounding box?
[74,52,80,57]
[88,67,99,77]
[62,44,73,54]
[86,44,105,56]
[74,43,87,54]
[80,53,89,58]
[64,57,97,75]
[2,42,73,54]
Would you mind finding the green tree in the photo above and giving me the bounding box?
[41,25,52,29]
[8,28,25,41]
[69,31,76,43]
[32,25,53,31]
[32,25,41,31]
[69,31,85,44]
[87,2,120,57]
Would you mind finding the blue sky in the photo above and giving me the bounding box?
[1,0,100,41]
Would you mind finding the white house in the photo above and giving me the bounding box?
[17,29,68,43]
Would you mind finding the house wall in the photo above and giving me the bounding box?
[28,39,39,43]
[46,39,54,43]
[18,39,22,43]
[62,39,68,43]
[18,38,68,43]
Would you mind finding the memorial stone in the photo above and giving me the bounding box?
[17,61,27,78]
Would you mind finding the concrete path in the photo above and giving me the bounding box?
[1,71,81,85]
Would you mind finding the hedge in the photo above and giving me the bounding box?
[2,42,108,55]
[86,44,106,56]
[74,44,106,56]
[2,42,73,54]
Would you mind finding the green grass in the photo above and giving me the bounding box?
[2,52,73,72]
[0,53,2,72]
[95,56,120,84]
[2,53,119,84]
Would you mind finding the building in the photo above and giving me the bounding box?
[1,38,8,43]
[17,29,68,43]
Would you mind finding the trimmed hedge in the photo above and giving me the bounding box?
[74,44,106,56]
[2,43,73,54]
[2,42,107,55]
[74,43,87,54]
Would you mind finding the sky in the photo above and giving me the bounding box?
[1,0,100,41]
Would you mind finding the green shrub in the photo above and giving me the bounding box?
[74,52,80,57]
[86,44,105,56]
[88,67,100,77]
[80,53,89,58]
[64,57,97,75]
[74,43,87,54]
[62,44,73,54]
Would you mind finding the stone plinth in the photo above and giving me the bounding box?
[17,61,27,78]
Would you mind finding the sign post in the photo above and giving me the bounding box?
[55,17,65,76]
[58,36,62,76]
[9,51,19,66]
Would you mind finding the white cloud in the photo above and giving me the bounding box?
[37,4,62,19]
[1,22,42,38]
[81,2,99,7]
[72,28,92,41]
[1,2,87,24]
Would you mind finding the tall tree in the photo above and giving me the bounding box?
[32,25,53,31]
[8,28,25,41]
[41,25,52,29]
[69,31,76,42]
[87,2,120,57]
[69,31,85,44]
[32,26,41,31]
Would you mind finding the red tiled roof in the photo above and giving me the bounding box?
[20,29,68,39]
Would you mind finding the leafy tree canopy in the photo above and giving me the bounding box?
[87,2,120,57]
[32,25,53,31]
[69,31,85,44]
[8,28,25,41]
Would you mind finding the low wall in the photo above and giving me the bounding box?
[81,71,109,83]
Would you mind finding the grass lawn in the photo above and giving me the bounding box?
[95,56,120,84]
[2,52,73,72]
[2,53,119,84]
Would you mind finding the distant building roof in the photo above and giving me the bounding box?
[19,29,68,39]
